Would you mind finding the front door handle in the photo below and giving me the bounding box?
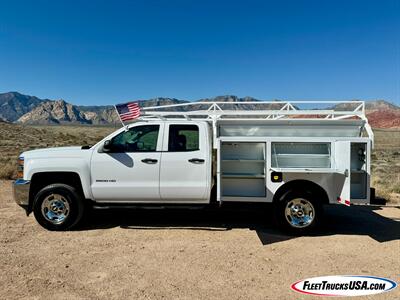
[188,158,205,164]
[141,158,158,164]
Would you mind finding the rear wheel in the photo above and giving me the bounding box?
[33,184,85,231]
[275,190,322,234]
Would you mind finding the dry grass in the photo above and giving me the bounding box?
[371,129,400,203]
[0,123,399,203]
[0,123,114,179]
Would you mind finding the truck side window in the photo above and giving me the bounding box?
[111,125,159,152]
[168,125,199,152]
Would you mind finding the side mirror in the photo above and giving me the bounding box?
[103,140,112,152]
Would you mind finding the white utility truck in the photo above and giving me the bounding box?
[13,101,374,234]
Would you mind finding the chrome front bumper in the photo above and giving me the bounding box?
[13,179,31,207]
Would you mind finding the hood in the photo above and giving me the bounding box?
[20,146,89,159]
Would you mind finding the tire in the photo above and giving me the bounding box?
[33,183,85,231]
[274,189,323,235]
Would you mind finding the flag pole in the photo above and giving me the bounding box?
[114,105,128,130]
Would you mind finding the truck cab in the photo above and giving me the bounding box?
[90,121,212,203]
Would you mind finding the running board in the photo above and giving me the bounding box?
[92,203,208,210]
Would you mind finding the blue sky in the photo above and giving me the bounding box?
[0,0,399,105]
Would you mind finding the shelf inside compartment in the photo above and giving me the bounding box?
[270,167,342,174]
[222,177,266,197]
[271,142,331,168]
[221,142,265,160]
[351,170,367,199]
[350,143,368,199]
[272,154,331,168]
[220,142,266,198]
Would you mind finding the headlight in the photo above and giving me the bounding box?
[17,157,24,178]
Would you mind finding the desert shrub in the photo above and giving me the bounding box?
[0,162,17,180]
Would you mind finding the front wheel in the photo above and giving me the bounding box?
[33,184,85,231]
[275,191,322,235]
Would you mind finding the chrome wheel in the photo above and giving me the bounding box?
[285,198,315,228]
[41,194,70,225]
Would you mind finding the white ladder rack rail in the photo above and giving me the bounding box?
[138,100,374,147]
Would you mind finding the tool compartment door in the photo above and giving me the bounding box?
[335,141,351,206]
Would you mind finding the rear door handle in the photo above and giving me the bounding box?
[188,158,205,164]
[141,158,158,164]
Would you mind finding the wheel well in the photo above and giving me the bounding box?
[273,180,329,204]
[28,172,84,212]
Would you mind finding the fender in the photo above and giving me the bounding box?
[25,156,93,200]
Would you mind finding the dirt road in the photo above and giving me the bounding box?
[0,180,399,299]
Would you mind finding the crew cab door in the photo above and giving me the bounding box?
[335,141,351,206]
[90,123,163,202]
[159,123,210,202]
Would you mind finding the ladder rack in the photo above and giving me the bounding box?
[140,100,366,120]
[137,100,374,147]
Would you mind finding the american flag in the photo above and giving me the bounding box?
[115,101,141,122]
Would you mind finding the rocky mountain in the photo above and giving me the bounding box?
[15,97,189,125]
[364,100,400,128]
[331,100,400,128]
[191,95,287,111]
[367,109,400,128]
[324,100,399,128]
[331,100,397,111]
[365,100,399,111]
[1,92,399,128]
[0,92,46,121]
[17,100,91,125]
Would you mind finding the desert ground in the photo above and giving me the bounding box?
[0,180,399,299]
